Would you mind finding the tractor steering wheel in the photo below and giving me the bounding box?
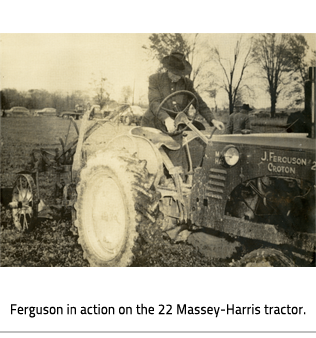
[156,90,199,136]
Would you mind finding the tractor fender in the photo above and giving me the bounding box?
[104,132,164,188]
[72,108,92,180]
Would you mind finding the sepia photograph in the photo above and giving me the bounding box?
[1,32,315,268]
[0,33,316,331]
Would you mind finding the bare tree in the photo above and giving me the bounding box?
[121,86,132,104]
[143,33,211,89]
[185,34,213,90]
[89,72,111,108]
[288,35,310,82]
[253,33,296,118]
[282,35,310,107]
[143,33,190,63]
[211,36,253,114]
[207,89,218,111]
[204,80,219,112]
[142,33,190,77]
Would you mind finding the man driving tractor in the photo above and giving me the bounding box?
[141,52,224,169]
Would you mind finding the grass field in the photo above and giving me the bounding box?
[1,117,79,188]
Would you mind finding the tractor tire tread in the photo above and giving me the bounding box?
[235,248,296,267]
[74,148,158,266]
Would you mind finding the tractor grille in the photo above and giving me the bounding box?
[205,168,227,200]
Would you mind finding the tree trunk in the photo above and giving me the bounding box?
[270,94,276,118]
[213,97,217,113]
[229,100,234,115]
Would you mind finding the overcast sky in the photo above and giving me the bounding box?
[2,33,315,108]
[0,34,153,102]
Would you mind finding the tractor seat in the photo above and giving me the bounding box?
[130,127,180,151]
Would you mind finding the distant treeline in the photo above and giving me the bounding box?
[0,88,149,112]
[1,88,92,112]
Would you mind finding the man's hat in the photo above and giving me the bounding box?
[161,52,192,76]
[240,104,253,111]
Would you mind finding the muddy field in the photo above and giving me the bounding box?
[1,116,227,267]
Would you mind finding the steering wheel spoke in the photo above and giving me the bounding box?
[156,90,199,136]
[183,98,196,115]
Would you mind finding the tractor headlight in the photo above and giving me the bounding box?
[222,146,240,167]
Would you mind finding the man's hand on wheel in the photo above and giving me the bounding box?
[212,119,225,131]
[165,117,176,133]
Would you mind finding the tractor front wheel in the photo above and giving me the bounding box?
[74,149,158,266]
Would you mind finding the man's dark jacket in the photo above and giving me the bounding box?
[226,111,251,134]
[141,72,215,131]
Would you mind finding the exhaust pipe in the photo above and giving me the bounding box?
[310,67,316,138]
[305,67,316,139]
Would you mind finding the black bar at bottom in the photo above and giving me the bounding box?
[11,303,306,318]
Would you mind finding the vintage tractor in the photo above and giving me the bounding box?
[9,69,316,267]
[68,69,315,267]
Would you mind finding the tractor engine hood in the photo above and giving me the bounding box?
[210,133,314,151]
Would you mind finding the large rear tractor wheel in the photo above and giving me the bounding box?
[235,248,296,267]
[74,149,160,267]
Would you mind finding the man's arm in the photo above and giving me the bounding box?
[148,73,170,123]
